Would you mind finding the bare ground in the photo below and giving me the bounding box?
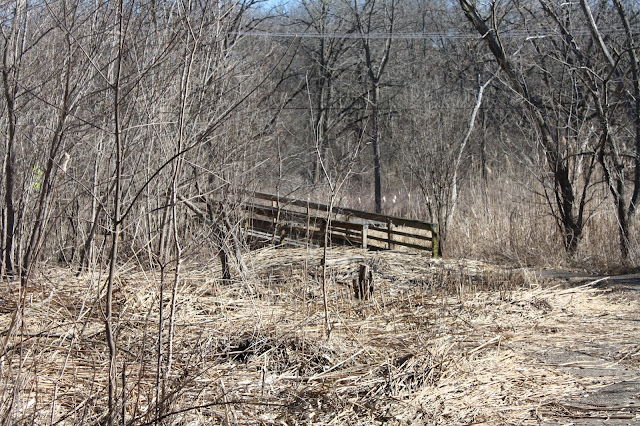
[533,270,640,425]
[0,247,638,424]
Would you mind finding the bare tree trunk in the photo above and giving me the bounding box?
[105,1,126,422]
[321,201,332,339]
[166,22,196,393]
[312,87,331,187]
[79,135,104,272]
[459,0,584,254]
[352,0,395,214]
[447,76,493,229]
[156,191,171,265]
[207,201,233,282]
[371,83,383,214]
[311,26,332,187]
[302,0,355,188]
[480,109,488,181]
[21,102,70,287]
[155,262,166,422]
[1,0,30,281]
[2,52,17,277]
[0,208,5,278]
[612,0,640,220]
[581,0,640,261]
[221,207,247,281]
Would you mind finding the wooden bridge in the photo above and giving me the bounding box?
[242,192,439,257]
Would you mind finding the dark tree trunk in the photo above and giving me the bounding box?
[372,83,382,214]
[2,66,16,277]
[460,0,585,255]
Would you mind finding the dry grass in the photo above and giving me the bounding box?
[0,247,638,424]
[444,178,640,272]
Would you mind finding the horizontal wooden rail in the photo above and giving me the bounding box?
[241,192,439,257]
[251,192,437,231]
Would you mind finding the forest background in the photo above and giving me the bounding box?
[2,0,640,287]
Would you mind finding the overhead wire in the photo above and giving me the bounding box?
[230,27,639,40]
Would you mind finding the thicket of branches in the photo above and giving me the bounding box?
[1,0,639,278]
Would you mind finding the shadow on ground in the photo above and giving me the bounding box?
[540,270,640,294]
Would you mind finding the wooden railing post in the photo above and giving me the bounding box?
[431,223,439,258]
[271,199,278,245]
[320,218,327,247]
[387,219,394,250]
[361,224,368,249]
[306,198,311,242]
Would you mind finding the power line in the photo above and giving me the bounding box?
[231,27,638,40]
[233,31,472,39]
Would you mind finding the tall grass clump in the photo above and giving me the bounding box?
[445,176,639,273]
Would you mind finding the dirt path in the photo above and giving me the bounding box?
[539,269,640,294]
[529,330,640,424]
[530,271,640,424]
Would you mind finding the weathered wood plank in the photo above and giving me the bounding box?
[249,192,437,232]
[217,191,438,256]
[368,226,433,241]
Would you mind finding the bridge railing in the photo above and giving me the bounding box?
[243,192,439,257]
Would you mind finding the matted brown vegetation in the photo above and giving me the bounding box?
[0,247,638,424]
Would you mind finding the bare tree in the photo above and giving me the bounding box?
[295,0,359,186]
[350,0,395,214]
[1,0,29,278]
[577,0,640,261]
[458,0,600,254]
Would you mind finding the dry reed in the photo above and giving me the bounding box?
[0,247,637,424]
